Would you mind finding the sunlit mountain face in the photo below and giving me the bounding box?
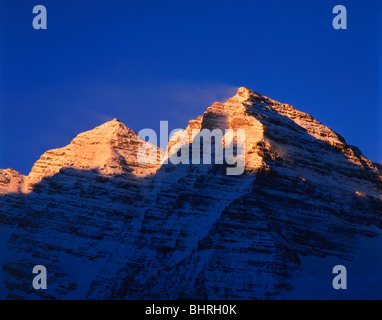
[0,88,381,299]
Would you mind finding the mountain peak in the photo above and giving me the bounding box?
[99,118,122,127]
[1,87,382,300]
[181,86,381,185]
[26,119,160,189]
[232,86,266,103]
[236,86,254,97]
[0,168,25,194]
[91,117,131,133]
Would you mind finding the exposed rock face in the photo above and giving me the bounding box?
[0,119,161,299]
[0,88,381,299]
[0,169,26,253]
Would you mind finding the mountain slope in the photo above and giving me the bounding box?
[0,88,381,299]
[88,87,382,299]
[0,119,161,299]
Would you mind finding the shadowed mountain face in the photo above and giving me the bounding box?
[0,87,381,299]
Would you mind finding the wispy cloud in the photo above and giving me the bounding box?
[90,112,115,123]
[76,80,238,131]
[156,82,238,109]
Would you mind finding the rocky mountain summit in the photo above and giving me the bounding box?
[0,87,381,299]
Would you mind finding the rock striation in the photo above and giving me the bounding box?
[0,88,381,299]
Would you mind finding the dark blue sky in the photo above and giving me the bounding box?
[0,0,381,174]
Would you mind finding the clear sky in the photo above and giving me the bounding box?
[0,0,381,175]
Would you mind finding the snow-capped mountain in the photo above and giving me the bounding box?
[0,87,381,299]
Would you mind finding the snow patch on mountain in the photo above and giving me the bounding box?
[0,87,381,299]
